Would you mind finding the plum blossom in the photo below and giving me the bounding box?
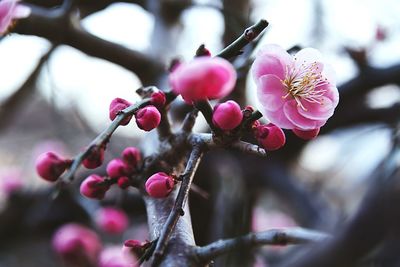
[0,0,31,35]
[95,207,129,234]
[169,57,236,103]
[252,44,339,130]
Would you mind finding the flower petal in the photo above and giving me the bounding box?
[298,96,335,120]
[252,54,286,81]
[257,44,293,66]
[263,107,295,129]
[283,100,322,130]
[294,48,323,68]
[257,75,287,112]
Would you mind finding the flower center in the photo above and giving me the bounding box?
[282,60,328,110]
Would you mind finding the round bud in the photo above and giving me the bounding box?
[122,147,141,168]
[95,207,129,234]
[135,105,161,131]
[80,175,110,200]
[35,152,68,182]
[52,223,101,266]
[212,100,243,130]
[117,177,130,189]
[82,146,105,169]
[150,91,166,108]
[292,127,320,140]
[106,158,128,178]
[122,240,149,260]
[109,98,133,126]
[145,172,174,198]
[255,124,286,151]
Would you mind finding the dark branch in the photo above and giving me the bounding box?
[195,228,329,263]
[152,144,204,266]
[216,19,269,60]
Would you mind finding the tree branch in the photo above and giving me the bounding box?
[152,144,205,266]
[216,19,269,60]
[13,5,165,85]
[195,228,329,263]
[60,98,151,182]
[230,140,267,157]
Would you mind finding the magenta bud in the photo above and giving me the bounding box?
[109,98,133,126]
[255,124,286,151]
[80,175,110,199]
[122,147,141,168]
[117,177,130,189]
[52,223,101,266]
[106,158,128,178]
[95,207,129,235]
[150,91,166,108]
[82,146,105,169]
[145,172,174,198]
[292,127,320,140]
[35,152,68,182]
[212,100,243,130]
[122,240,150,259]
[135,105,161,131]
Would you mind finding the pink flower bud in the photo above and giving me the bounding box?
[169,57,236,103]
[255,124,286,151]
[292,127,320,140]
[80,175,110,199]
[82,146,105,169]
[99,246,137,267]
[122,147,141,168]
[150,91,166,108]
[135,105,161,131]
[95,207,129,234]
[145,172,174,198]
[109,98,133,126]
[122,240,150,260]
[35,152,69,182]
[117,177,130,189]
[52,223,101,266]
[106,159,128,178]
[212,100,243,130]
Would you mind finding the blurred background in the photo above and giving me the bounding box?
[1,0,400,266]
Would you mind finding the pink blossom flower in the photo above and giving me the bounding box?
[0,0,31,35]
[80,175,110,199]
[252,44,339,130]
[95,207,129,234]
[52,223,101,266]
[135,105,161,131]
[212,100,243,130]
[169,57,236,103]
[145,172,174,198]
[99,246,137,267]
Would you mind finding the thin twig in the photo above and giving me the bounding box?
[216,19,269,60]
[230,140,266,157]
[195,228,330,262]
[194,100,219,132]
[152,145,205,266]
[181,109,199,133]
[60,98,151,182]
[157,108,172,140]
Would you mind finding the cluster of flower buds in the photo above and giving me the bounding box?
[80,146,142,199]
[145,172,175,198]
[109,91,166,131]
